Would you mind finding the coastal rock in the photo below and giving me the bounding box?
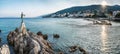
[69,46,78,52]
[37,31,48,40]
[0,44,10,54]
[7,22,54,54]
[0,38,1,42]
[0,30,1,33]
[7,31,54,54]
[37,31,43,36]
[78,47,87,54]
[58,52,64,54]
[43,34,48,40]
[53,34,60,38]
[69,46,87,54]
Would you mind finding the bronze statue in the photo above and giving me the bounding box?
[21,12,25,23]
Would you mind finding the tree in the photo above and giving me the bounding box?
[115,12,120,18]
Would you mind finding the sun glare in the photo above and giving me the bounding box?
[101,0,107,7]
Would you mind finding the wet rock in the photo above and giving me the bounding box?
[37,31,43,35]
[58,52,64,54]
[0,30,1,33]
[27,29,29,31]
[0,44,10,54]
[78,47,87,54]
[53,34,60,38]
[15,28,19,33]
[69,46,78,53]
[28,31,34,36]
[7,22,54,54]
[37,31,48,40]
[43,34,48,40]
[69,46,87,54]
[0,38,1,42]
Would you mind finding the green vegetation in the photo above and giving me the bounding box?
[115,13,120,18]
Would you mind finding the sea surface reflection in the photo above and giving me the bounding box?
[0,18,120,54]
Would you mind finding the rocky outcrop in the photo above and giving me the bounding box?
[7,22,54,54]
[0,38,1,42]
[53,34,60,38]
[0,30,1,33]
[69,46,87,54]
[37,31,48,40]
[0,44,10,54]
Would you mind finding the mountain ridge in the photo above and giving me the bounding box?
[42,5,120,18]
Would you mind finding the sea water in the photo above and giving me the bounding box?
[0,18,120,54]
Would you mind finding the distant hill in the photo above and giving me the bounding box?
[42,5,120,18]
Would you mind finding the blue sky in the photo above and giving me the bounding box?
[0,0,120,17]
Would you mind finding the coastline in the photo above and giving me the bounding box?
[0,18,120,54]
[0,18,87,54]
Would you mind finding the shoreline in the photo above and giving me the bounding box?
[0,18,120,54]
[0,20,87,54]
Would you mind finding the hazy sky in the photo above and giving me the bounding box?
[0,0,120,17]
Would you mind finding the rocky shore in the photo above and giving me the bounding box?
[0,22,87,54]
[0,13,87,54]
[7,22,54,54]
[0,44,10,54]
[0,13,59,54]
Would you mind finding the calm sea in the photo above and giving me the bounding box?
[0,18,120,54]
